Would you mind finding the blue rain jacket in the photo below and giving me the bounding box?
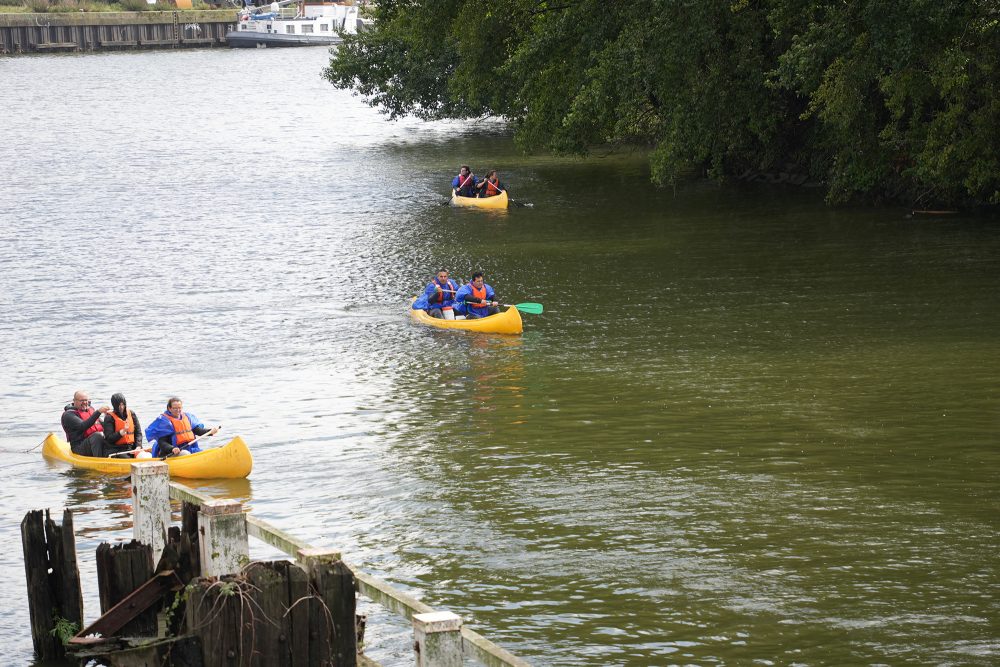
[413,278,458,311]
[451,173,478,197]
[145,411,205,457]
[453,282,496,318]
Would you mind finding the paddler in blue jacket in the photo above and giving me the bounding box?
[454,271,500,319]
[145,396,219,457]
[412,269,459,319]
[451,165,477,197]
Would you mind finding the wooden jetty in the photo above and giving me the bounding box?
[0,10,235,54]
[21,460,531,666]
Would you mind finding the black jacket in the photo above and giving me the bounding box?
[61,404,102,449]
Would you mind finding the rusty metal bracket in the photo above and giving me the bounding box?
[70,570,183,646]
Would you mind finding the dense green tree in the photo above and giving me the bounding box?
[324,0,1000,206]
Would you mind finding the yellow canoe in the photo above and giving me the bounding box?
[410,301,523,334]
[41,432,253,479]
[450,189,509,209]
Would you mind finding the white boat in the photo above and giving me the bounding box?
[227,1,369,48]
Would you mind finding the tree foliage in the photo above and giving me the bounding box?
[324,0,1000,206]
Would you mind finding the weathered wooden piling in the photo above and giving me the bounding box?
[302,549,358,667]
[184,557,357,667]
[132,461,170,557]
[22,473,530,666]
[197,498,249,577]
[20,509,84,662]
[413,612,464,667]
[96,540,157,637]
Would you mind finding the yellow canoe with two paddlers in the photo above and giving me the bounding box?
[450,189,509,209]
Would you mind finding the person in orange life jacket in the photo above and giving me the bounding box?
[452,165,478,198]
[144,397,219,458]
[97,392,144,458]
[61,390,111,456]
[412,269,459,319]
[453,271,500,319]
[475,170,505,198]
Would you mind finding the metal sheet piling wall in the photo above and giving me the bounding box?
[0,10,236,54]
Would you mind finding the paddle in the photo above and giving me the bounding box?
[505,302,543,315]
[108,446,151,458]
[158,426,221,460]
[481,180,533,207]
[436,287,543,315]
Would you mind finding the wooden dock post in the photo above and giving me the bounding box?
[300,548,357,667]
[20,509,84,662]
[131,461,170,557]
[95,540,157,637]
[197,499,248,577]
[413,611,463,667]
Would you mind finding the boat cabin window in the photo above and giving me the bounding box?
[319,23,328,31]
[301,24,313,33]
[286,25,295,33]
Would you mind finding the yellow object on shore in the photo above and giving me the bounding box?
[450,189,509,209]
[41,432,253,479]
[410,301,523,334]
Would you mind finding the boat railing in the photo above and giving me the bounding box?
[164,476,531,667]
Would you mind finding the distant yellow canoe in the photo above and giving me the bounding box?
[410,300,523,334]
[41,432,253,479]
[450,189,509,209]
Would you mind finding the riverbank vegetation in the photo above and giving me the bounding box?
[324,0,1000,207]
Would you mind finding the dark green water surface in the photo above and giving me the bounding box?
[0,49,997,665]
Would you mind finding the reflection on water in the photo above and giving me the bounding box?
[59,469,134,536]
[172,477,254,507]
[0,48,998,666]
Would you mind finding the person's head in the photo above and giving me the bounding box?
[486,170,497,180]
[166,397,183,417]
[436,269,449,283]
[72,390,91,411]
[459,165,470,177]
[111,393,127,417]
[471,271,484,288]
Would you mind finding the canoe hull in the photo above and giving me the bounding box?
[410,301,523,334]
[41,433,253,479]
[450,189,509,209]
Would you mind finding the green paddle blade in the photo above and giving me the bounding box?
[514,302,544,315]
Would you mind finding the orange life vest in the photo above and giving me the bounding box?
[471,283,487,302]
[431,278,456,310]
[110,411,135,445]
[164,412,195,446]
[484,179,500,196]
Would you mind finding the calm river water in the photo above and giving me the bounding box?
[1,48,998,666]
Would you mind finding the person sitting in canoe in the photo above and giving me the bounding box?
[145,396,220,458]
[412,268,459,319]
[454,271,500,319]
[98,392,146,458]
[61,390,112,456]
[451,165,478,198]
[475,170,505,198]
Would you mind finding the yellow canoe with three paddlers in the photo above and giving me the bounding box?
[41,432,253,479]
[410,301,523,334]
[450,189,509,209]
